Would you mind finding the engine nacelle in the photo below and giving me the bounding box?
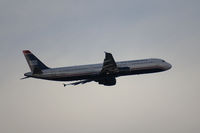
[98,77,116,86]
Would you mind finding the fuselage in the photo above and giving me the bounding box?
[25,58,171,81]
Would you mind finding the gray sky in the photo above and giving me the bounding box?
[0,0,200,133]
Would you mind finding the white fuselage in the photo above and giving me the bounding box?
[25,58,171,81]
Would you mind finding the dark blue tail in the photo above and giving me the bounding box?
[23,50,49,74]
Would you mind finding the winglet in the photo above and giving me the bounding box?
[101,52,119,74]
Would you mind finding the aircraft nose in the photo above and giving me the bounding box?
[166,63,172,70]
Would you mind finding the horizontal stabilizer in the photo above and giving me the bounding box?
[20,76,30,80]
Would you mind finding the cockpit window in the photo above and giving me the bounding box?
[162,60,165,62]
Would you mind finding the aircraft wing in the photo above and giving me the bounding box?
[63,52,119,86]
[100,52,119,75]
[63,79,93,86]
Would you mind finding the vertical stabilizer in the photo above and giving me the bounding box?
[23,50,49,74]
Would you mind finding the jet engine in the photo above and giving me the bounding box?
[97,77,116,86]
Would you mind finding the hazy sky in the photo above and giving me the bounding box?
[0,0,200,133]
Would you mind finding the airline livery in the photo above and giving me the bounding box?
[22,50,171,86]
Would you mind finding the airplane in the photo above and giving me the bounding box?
[22,50,171,86]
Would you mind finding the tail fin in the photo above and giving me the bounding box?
[23,50,49,74]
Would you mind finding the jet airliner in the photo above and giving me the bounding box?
[22,50,171,86]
